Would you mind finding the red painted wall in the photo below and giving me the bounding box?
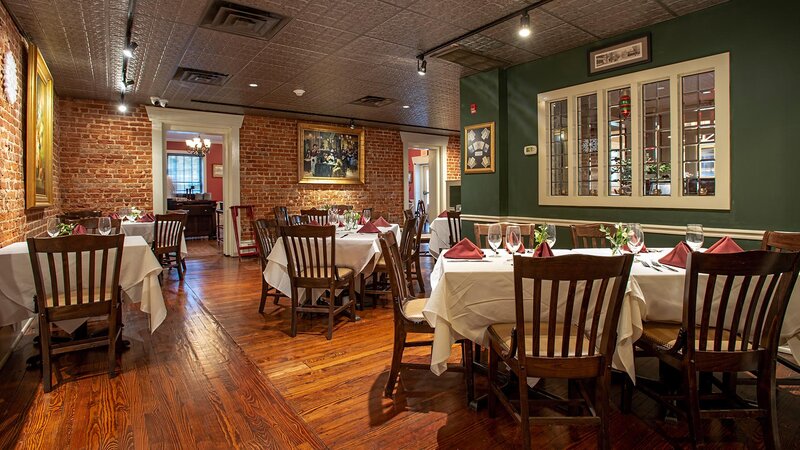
[165,141,223,201]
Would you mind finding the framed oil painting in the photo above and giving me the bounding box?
[298,123,365,184]
[26,44,54,208]
[588,34,650,75]
[464,122,495,174]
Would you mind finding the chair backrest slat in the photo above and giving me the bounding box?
[154,213,187,256]
[61,252,71,306]
[300,208,329,225]
[280,225,336,284]
[446,211,462,246]
[570,223,614,249]
[274,206,290,227]
[253,219,279,269]
[379,232,415,320]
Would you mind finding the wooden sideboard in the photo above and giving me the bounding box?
[167,199,216,239]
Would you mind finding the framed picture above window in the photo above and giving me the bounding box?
[537,53,730,210]
[588,34,651,75]
[464,122,495,174]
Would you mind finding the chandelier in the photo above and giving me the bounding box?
[185,135,212,157]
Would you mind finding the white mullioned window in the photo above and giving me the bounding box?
[537,53,730,210]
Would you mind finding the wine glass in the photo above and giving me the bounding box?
[363,209,371,223]
[685,224,704,251]
[338,214,346,229]
[345,213,355,230]
[545,224,557,248]
[327,209,338,227]
[506,225,522,255]
[627,223,644,256]
[98,217,113,235]
[47,218,59,237]
[487,223,502,257]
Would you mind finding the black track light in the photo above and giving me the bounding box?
[349,118,356,129]
[123,42,138,58]
[417,57,427,76]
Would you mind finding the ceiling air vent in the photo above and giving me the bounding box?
[349,96,396,108]
[173,68,230,86]
[201,1,290,41]
[430,45,509,72]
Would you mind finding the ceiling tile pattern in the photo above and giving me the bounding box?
[5,0,728,131]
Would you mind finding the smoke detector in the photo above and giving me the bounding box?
[293,89,305,97]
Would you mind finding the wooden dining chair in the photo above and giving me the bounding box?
[273,206,291,227]
[760,231,800,386]
[64,217,122,234]
[407,213,426,293]
[153,213,188,280]
[403,209,414,224]
[58,210,102,220]
[378,231,474,403]
[333,204,353,212]
[446,211,462,246]
[487,253,634,450]
[253,219,284,312]
[570,223,615,248]
[230,206,259,259]
[301,208,329,225]
[416,200,426,218]
[26,234,126,392]
[290,214,308,225]
[474,223,536,248]
[630,250,800,449]
[280,225,357,340]
[360,217,417,309]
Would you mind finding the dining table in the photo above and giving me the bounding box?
[0,235,168,333]
[121,221,188,257]
[424,247,800,381]
[264,224,401,304]
[428,217,451,258]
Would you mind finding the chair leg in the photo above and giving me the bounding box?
[596,372,612,450]
[621,375,633,414]
[462,340,474,405]
[290,290,298,337]
[683,363,703,447]
[348,279,357,322]
[326,289,334,340]
[488,345,499,418]
[385,325,406,398]
[358,274,366,310]
[39,315,52,393]
[414,255,424,293]
[259,279,268,313]
[757,366,780,450]
[176,253,185,280]
[519,368,532,450]
[108,300,119,378]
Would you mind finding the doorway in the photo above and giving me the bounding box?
[400,132,450,221]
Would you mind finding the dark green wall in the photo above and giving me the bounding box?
[460,0,799,245]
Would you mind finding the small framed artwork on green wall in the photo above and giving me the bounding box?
[464,122,495,174]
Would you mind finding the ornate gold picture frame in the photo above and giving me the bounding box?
[464,121,495,174]
[298,123,365,184]
[26,43,54,208]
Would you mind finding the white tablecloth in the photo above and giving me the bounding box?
[428,217,451,258]
[264,225,400,302]
[121,222,188,257]
[424,248,800,380]
[0,236,167,333]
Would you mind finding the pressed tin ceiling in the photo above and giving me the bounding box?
[4,0,727,131]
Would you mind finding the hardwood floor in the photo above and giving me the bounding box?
[1,239,800,449]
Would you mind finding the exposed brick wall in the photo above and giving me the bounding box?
[239,116,405,222]
[0,3,62,247]
[58,99,153,213]
[446,135,461,181]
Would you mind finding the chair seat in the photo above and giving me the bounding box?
[488,322,593,357]
[640,321,741,351]
[401,297,427,322]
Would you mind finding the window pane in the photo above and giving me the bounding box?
[682,71,715,196]
[549,99,569,196]
[167,154,204,195]
[608,87,631,196]
[641,79,671,196]
[577,94,598,196]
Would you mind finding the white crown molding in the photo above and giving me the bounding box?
[461,214,766,241]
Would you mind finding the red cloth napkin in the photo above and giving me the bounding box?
[357,222,380,233]
[438,210,448,218]
[623,242,649,253]
[444,238,484,259]
[706,236,743,254]
[506,240,525,253]
[309,220,321,226]
[72,224,87,235]
[109,213,120,220]
[659,241,693,269]
[532,242,554,258]
[137,213,155,223]
[373,217,391,227]
[338,222,344,228]
[358,216,367,225]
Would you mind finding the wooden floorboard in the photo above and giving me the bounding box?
[2,239,800,449]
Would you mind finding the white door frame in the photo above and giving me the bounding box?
[400,132,449,216]
[146,107,244,256]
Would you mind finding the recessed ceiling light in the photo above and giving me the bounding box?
[249,83,258,87]
[402,105,410,109]
[293,88,306,97]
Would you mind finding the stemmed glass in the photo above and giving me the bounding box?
[627,223,644,257]
[506,225,522,255]
[362,209,371,223]
[487,224,502,257]
[327,209,338,227]
[685,224,704,251]
[47,218,59,237]
[98,217,113,235]
[338,213,346,229]
[545,224,557,248]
